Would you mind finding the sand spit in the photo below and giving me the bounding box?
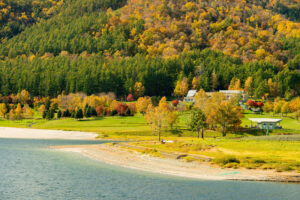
[53,144,300,182]
[0,127,97,140]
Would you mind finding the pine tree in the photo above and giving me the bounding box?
[76,108,83,119]
[57,110,62,119]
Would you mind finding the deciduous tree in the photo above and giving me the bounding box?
[137,97,152,115]
[0,103,7,119]
[174,77,188,97]
[133,82,145,98]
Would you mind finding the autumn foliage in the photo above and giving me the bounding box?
[126,94,134,102]
[246,100,264,108]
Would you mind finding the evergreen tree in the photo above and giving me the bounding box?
[75,108,83,119]
[57,110,62,119]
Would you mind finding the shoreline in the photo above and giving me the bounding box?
[0,127,299,182]
[52,143,300,183]
[0,127,97,140]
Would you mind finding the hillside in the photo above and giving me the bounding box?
[0,0,299,97]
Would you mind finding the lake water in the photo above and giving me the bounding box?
[0,138,299,200]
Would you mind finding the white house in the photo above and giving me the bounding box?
[249,118,282,130]
[183,90,197,103]
[183,90,248,103]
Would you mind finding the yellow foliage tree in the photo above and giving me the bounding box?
[145,97,178,141]
[244,77,253,95]
[0,103,7,119]
[133,82,145,98]
[23,104,34,119]
[194,89,209,111]
[228,77,241,90]
[38,105,46,116]
[136,97,152,115]
[14,103,23,120]
[174,77,188,97]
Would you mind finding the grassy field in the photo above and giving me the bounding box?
[133,137,300,172]
[0,110,299,172]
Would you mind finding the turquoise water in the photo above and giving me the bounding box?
[0,138,299,200]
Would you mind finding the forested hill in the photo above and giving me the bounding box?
[0,0,299,98]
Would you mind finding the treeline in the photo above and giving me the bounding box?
[0,49,299,98]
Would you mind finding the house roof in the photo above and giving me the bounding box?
[187,90,197,97]
[219,90,244,94]
[248,118,282,123]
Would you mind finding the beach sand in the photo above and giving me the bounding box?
[53,143,300,182]
[1,127,298,182]
[0,127,97,140]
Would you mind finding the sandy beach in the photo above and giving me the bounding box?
[53,143,300,182]
[0,127,97,140]
[0,127,298,182]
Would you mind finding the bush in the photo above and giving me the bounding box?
[111,109,118,116]
[115,103,128,116]
[214,156,240,166]
[126,94,134,101]
[96,105,104,116]
[128,103,136,116]
[171,100,179,107]
[125,108,131,116]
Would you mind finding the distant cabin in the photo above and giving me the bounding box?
[249,118,282,130]
[183,90,248,103]
[183,90,197,103]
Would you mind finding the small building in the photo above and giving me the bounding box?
[248,118,282,130]
[183,89,249,104]
[207,90,248,103]
[183,90,197,103]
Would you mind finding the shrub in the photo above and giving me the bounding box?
[185,156,196,163]
[214,156,240,166]
[171,100,179,107]
[96,105,104,116]
[115,103,128,116]
[126,94,134,102]
[125,108,131,116]
[128,103,136,116]
[111,109,118,116]
[105,108,111,116]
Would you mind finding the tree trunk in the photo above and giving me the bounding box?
[201,128,204,139]
[222,126,226,137]
[158,123,161,141]
[158,129,161,141]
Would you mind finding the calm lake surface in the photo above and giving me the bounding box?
[0,138,299,200]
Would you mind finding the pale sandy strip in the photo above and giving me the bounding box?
[54,144,299,182]
[0,127,97,140]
